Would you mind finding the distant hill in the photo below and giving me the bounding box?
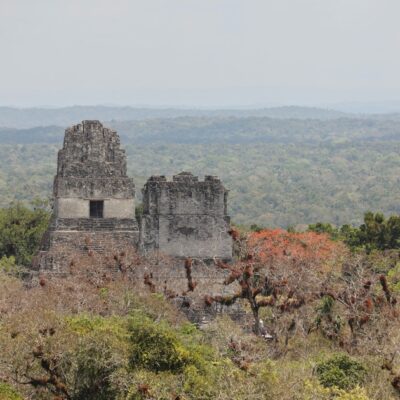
[0,126,63,144]
[0,105,349,129]
[331,100,400,114]
[0,115,398,145]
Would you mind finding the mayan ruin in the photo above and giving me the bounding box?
[140,172,232,259]
[35,120,232,272]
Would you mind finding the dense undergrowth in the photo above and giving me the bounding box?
[1,267,394,400]
[2,205,400,398]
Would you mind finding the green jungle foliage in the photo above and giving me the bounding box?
[2,115,400,227]
[0,201,50,266]
[309,212,400,251]
[0,383,23,400]
[3,110,400,399]
[315,354,367,390]
[1,201,400,398]
[129,315,196,372]
[0,275,381,400]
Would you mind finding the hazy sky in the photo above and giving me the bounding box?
[1,0,400,107]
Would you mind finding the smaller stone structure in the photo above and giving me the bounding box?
[140,172,232,260]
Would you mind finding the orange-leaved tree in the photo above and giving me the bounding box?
[248,228,339,266]
[206,228,343,336]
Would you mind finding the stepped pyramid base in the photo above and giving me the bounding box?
[34,217,139,273]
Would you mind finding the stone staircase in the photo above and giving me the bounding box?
[52,218,138,231]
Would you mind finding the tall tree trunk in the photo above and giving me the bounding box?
[249,297,260,335]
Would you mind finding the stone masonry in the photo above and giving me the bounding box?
[140,172,232,260]
[35,120,139,272]
[35,121,232,273]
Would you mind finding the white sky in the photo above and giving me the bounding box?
[1,0,400,107]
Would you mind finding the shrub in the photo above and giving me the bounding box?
[303,380,370,400]
[315,354,367,390]
[183,365,215,399]
[128,316,191,372]
[0,256,19,275]
[0,383,22,400]
[388,262,400,293]
[125,370,180,400]
[64,315,130,400]
[68,339,124,400]
[0,202,50,265]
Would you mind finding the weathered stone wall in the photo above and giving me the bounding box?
[33,246,247,326]
[37,120,139,272]
[54,120,136,211]
[34,231,137,273]
[36,121,233,274]
[33,120,240,325]
[140,172,232,260]
[57,121,129,180]
[55,198,135,219]
[55,198,89,218]
[103,199,135,219]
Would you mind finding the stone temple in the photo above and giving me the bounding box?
[140,173,232,259]
[35,120,232,272]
